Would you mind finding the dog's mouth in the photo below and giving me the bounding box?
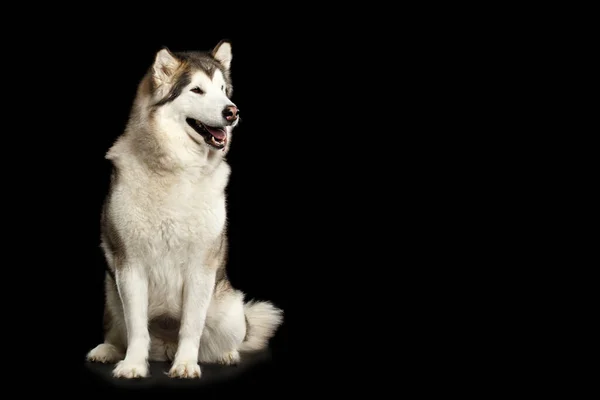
[186,118,227,149]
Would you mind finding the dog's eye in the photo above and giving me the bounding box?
[221,85,224,91]
[191,87,204,94]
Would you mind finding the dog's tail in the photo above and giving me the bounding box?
[239,299,284,352]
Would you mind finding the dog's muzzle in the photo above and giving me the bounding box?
[186,118,227,149]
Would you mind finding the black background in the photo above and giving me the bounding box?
[7,15,416,395]
[4,7,530,396]
[32,28,357,394]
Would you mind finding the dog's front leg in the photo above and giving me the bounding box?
[112,265,150,379]
[169,265,215,379]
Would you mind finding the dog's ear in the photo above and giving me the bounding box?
[211,40,232,70]
[152,47,181,86]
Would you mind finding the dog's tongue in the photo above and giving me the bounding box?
[205,126,226,140]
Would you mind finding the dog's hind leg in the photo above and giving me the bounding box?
[86,327,125,364]
[87,273,127,363]
[148,317,179,361]
[149,337,178,361]
[198,282,246,365]
[199,283,283,365]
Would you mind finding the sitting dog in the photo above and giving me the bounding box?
[86,40,283,379]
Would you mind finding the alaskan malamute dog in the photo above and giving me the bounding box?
[86,40,283,379]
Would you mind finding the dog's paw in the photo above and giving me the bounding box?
[168,361,201,379]
[217,350,240,366]
[86,343,124,363]
[112,360,149,379]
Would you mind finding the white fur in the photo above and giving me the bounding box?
[152,49,181,98]
[87,343,123,363]
[113,265,151,378]
[86,42,283,380]
[239,300,284,352]
[146,68,239,166]
[186,71,235,127]
[212,41,232,70]
[104,144,230,379]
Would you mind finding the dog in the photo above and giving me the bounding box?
[86,40,283,379]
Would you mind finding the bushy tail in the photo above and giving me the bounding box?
[239,300,284,352]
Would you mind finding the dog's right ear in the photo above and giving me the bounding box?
[152,47,181,87]
[211,40,232,70]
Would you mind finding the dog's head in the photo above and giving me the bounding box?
[148,40,238,151]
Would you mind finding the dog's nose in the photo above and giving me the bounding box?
[223,105,238,121]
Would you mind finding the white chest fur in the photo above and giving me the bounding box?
[108,162,230,318]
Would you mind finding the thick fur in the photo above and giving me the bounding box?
[86,41,283,379]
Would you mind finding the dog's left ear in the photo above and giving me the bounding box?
[211,40,232,70]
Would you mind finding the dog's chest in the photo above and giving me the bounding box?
[122,177,226,319]
[116,172,227,256]
[157,179,225,242]
[158,183,223,247]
